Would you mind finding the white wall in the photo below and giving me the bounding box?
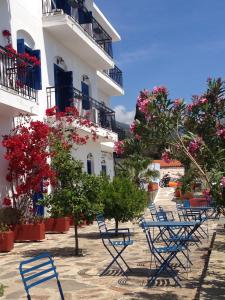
[0,0,118,195]
[0,116,14,203]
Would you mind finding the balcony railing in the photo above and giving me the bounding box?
[42,0,113,58]
[103,65,123,88]
[0,46,37,101]
[46,86,117,131]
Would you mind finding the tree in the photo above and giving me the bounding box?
[116,79,225,206]
[40,141,104,255]
[100,176,147,231]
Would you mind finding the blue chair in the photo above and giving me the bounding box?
[19,253,64,300]
[96,214,133,276]
[140,221,184,286]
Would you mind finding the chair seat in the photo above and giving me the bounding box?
[109,240,133,246]
[167,236,199,242]
[153,245,185,253]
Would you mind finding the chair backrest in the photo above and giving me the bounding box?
[149,203,156,213]
[96,214,107,233]
[155,210,168,221]
[19,253,64,300]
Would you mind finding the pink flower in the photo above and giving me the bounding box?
[114,141,125,155]
[130,120,137,133]
[135,134,141,140]
[199,98,208,104]
[216,126,225,139]
[162,151,171,163]
[152,86,168,96]
[221,177,225,187]
[138,99,149,114]
[187,137,202,156]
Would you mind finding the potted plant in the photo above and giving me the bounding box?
[44,212,70,233]
[0,223,14,252]
[14,215,45,242]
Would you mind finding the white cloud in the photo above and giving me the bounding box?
[114,105,135,125]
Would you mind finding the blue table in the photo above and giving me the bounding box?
[141,220,200,286]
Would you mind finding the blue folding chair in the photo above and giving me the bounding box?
[96,214,133,276]
[19,253,64,300]
[140,221,184,286]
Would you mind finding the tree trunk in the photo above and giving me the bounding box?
[74,217,79,256]
[115,219,119,235]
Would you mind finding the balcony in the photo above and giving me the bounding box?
[0,46,38,116]
[46,86,117,132]
[104,66,123,88]
[42,0,114,69]
[97,65,124,96]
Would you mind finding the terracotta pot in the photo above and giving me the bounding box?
[181,192,193,200]
[148,182,159,192]
[0,230,14,252]
[44,217,70,233]
[190,198,209,207]
[175,189,182,198]
[14,223,45,242]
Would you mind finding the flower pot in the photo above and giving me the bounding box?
[148,182,159,192]
[175,189,182,198]
[44,217,70,233]
[190,197,209,207]
[181,192,193,200]
[14,223,45,242]
[0,230,14,252]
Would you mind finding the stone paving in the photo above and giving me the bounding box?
[0,188,221,299]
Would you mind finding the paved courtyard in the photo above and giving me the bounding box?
[0,188,222,300]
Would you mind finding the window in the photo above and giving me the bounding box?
[87,153,94,174]
[17,39,42,90]
[101,159,107,176]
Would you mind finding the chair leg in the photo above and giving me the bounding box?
[111,244,132,272]
[27,294,31,300]
[57,280,65,300]
[100,245,127,276]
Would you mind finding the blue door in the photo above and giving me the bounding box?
[54,64,73,112]
[81,81,90,110]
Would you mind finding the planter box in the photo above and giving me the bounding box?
[190,197,209,207]
[14,223,45,242]
[0,230,14,252]
[44,217,70,233]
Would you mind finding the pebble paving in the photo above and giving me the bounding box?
[0,188,220,299]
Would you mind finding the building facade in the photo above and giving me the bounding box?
[0,0,124,203]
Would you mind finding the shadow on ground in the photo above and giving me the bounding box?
[21,247,89,258]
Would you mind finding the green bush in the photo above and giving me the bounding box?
[101,176,147,229]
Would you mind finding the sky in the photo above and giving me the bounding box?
[95,0,225,124]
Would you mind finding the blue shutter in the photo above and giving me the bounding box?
[32,192,44,217]
[17,39,25,53]
[62,71,73,110]
[81,81,90,110]
[32,50,42,90]
[78,8,92,24]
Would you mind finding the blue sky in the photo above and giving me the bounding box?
[95,0,225,124]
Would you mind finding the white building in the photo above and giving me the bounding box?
[0,0,124,202]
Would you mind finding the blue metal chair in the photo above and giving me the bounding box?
[19,253,64,300]
[96,214,133,276]
[140,221,184,286]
